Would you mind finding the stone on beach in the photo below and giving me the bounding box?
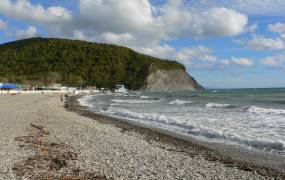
[0,94,272,179]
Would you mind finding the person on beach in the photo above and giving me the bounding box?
[60,94,63,102]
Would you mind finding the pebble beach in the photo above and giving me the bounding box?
[0,94,283,179]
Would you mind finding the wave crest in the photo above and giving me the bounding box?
[107,108,285,152]
[110,99,160,104]
[140,96,149,99]
[108,109,170,123]
[169,99,193,105]
[246,106,285,116]
[205,102,237,109]
[78,95,94,108]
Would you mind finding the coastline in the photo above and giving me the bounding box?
[0,93,283,179]
[66,95,285,179]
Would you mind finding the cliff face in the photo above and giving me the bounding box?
[144,69,203,91]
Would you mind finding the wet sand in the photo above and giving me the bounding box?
[0,94,283,179]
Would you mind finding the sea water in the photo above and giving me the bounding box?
[78,88,285,154]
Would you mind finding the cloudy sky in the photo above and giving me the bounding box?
[1,0,285,88]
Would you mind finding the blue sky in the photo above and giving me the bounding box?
[1,0,285,88]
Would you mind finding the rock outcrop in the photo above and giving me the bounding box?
[144,69,203,91]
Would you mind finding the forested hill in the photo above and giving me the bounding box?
[0,37,185,89]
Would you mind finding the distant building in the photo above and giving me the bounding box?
[46,84,64,91]
[0,83,17,90]
[86,85,97,90]
[49,84,62,90]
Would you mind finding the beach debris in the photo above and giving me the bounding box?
[30,123,49,135]
[13,123,107,179]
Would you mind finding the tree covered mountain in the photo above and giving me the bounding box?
[0,38,186,89]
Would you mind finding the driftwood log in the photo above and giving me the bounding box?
[30,123,49,135]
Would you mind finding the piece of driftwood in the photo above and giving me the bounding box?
[30,123,49,135]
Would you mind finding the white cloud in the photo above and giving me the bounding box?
[101,32,137,46]
[159,3,248,38]
[174,46,218,69]
[202,55,218,62]
[0,0,72,24]
[242,24,285,50]
[219,59,231,68]
[72,30,89,41]
[231,57,253,67]
[261,54,285,68]
[76,0,248,39]
[197,0,285,16]
[247,23,258,32]
[16,26,37,40]
[198,7,247,37]
[159,42,255,69]
[78,0,156,35]
[246,36,285,50]
[174,46,213,68]
[176,46,212,62]
[220,59,231,65]
[0,19,7,30]
[268,22,285,39]
[173,46,253,69]
[139,44,177,60]
[269,22,285,34]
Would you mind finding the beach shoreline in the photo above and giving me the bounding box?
[67,95,285,179]
[0,93,283,179]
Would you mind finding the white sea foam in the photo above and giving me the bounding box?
[107,109,171,123]
[246,106,285,116]
[205,102,237,108]
[169,99,193,105]
[106,108,285,152]
[110,99,161,104]
[189,128,285,152]
[78,95,95,108]
[140,96,149,99]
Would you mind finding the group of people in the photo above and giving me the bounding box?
[60,94,69,102]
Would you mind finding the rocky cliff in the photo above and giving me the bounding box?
[144,69,203,91]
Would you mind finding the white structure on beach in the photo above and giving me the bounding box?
[114,85,128,93]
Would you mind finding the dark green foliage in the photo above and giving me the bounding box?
[0,38,185,89]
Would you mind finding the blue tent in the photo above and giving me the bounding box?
[0,83,17,89]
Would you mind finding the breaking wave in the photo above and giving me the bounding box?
[246,106,285,116]
[106,108,285,152]
[140,96,149,99]
[78,95,94,108]
[169,99,193,105]
[205,102,237,109]
[107,109,170,123]
[110,99,161,104]
[190,128,285,152]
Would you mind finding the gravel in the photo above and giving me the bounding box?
[0,94,267,179]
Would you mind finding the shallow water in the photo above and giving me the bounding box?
[78,88,285,154]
